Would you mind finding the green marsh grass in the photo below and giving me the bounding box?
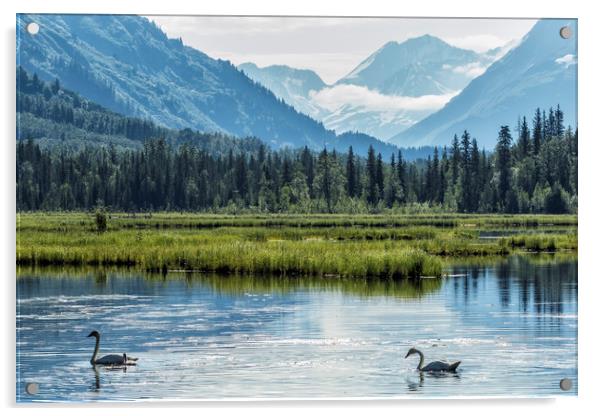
[16,213,577,279]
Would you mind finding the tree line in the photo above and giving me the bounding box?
[17,104,577,213]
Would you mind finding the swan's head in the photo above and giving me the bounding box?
[405,347,418,358]
[87,330,100,338]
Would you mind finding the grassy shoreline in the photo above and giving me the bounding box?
[16,213,577,279]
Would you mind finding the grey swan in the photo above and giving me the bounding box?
[87,330,138,366]
[405,347,461,372]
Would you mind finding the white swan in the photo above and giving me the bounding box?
[87,330,138,366]
[405,347,460,372]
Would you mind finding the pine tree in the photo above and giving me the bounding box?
[431,147,441,203]
[532,108,543,154]
[518,116,531,158]
[451,134,461,185]
[376,153,385,202]
[345,146,356,197]
[470,138,481,211]
[555,104,565,137]
[397,150,406,203]
[385,154,399,207]
[496,125,513,211]
[366,145,378,205]
[459,130,472,211]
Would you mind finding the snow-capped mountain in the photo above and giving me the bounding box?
[238,63,327,119]
[240,35,497,141]
[337,35,488,96]
[390,19,577,149]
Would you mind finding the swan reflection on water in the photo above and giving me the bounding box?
[406,370,461,392]
[90,363,131,392]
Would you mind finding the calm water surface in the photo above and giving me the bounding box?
[16,256,577,401]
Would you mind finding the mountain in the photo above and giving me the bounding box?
[16,14,397,155]
[16,66,266,154]
[238,36,491,141]
[238,63,327,118]
[391,19,577,149]
[317,36,493,140]
[337,35,487,96]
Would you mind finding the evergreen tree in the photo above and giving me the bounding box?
[451,134,461,185]
[532,108,543,154]
[397,150,406,203]
[345,146,356,197]
[376,153,385,202]
[518,116,531,159]
[496,125,513,211]
[366,145,378,205]
[459,130,472,212]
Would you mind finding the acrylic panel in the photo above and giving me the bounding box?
[16,14,578,402]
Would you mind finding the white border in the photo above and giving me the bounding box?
[2,0,601,414]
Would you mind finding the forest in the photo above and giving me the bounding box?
[16,68,577,214]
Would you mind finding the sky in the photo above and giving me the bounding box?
[148,16,536,84]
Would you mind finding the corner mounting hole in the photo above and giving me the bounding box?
[25,382,39,395]
[559,26,572,39]
[26,22,40,35]
[559,378,572,391]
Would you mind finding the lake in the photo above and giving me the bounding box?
[16,255,577,401]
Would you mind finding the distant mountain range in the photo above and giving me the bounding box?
[391,19,577,148]
[239,35,503,140]
[17,14,577,153]
[16,14,397,155]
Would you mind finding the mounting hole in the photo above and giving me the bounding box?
[25,382,39,395]
[559,26,572,39]
[26,22,40,35]
[559,378,573,391]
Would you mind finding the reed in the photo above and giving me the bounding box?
[16,212,577,279]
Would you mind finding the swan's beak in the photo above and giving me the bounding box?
[87,332,95,337]
[405,351,411,358]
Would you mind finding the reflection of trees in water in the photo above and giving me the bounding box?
[183,273,444,300]
[449,255,577,318]
[17,266,444,300]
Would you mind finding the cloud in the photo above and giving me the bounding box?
[448,61,488,77]
[555,54,577,68]
[309,84,458,113]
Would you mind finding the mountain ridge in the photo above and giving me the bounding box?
[16,14,398,155]
[390,19,577,149]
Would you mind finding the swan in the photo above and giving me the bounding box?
[405,347,460,372]
[87,330,138,366]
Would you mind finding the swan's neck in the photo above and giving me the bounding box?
[416,350,425,370]
[90,336,100,364]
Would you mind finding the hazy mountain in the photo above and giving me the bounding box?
[239,35,493,140]
[238,63,327,118]
[391,19,577,149]
[337,35,487,96]
[16,14,397,155]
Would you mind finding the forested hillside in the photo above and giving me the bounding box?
[17,103,577,213]
[17,67,267,155]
